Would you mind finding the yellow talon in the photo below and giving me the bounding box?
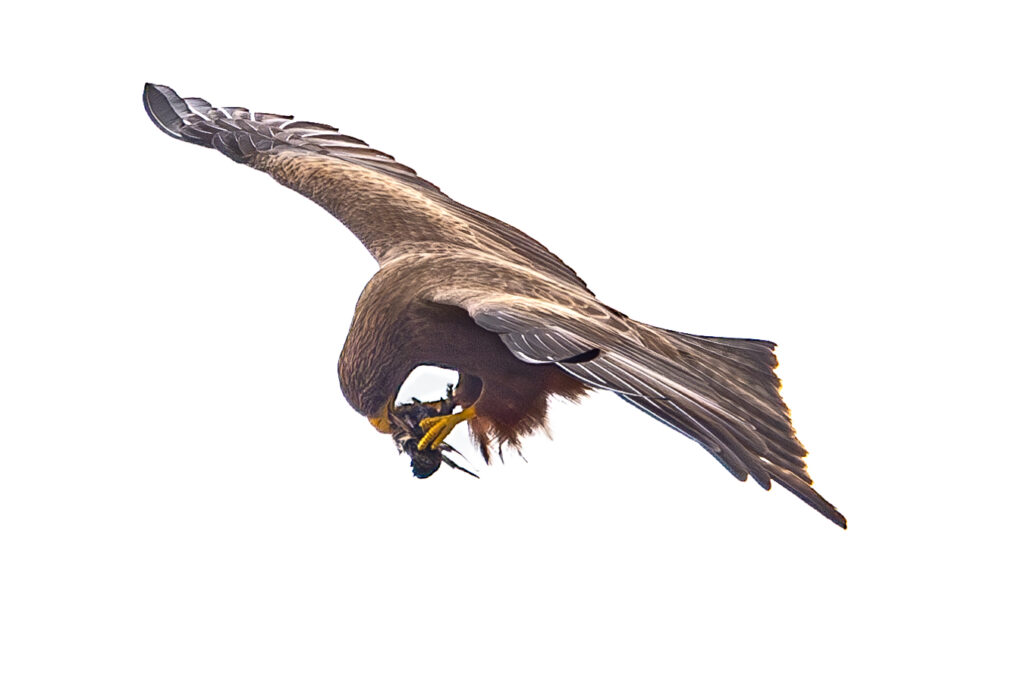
[417,405,477,450]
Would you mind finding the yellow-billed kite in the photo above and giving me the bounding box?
[144,83,845,527]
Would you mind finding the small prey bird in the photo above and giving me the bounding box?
[143,83,846,528]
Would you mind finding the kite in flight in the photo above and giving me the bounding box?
[143,83,846,528]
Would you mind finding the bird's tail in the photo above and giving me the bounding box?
[627,323,847,528]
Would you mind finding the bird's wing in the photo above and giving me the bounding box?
[431,286,846,528]
[143,83,589,288]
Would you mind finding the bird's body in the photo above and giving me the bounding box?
[337,255,590,450]
[144,83,846,527]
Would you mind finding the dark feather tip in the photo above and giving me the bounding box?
[143,83,189,140]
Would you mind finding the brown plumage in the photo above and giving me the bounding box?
[143,83,846,528]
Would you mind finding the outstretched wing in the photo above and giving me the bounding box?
[143,83,589,288]
[435,286,846,528]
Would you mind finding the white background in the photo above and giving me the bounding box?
[2,2,1021,681]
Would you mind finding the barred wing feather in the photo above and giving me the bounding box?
[469,300,846,528]
[143,83,589,288]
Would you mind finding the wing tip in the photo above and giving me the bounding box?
[820,506,848,529]
[143,82,190,141]
[806,489,848,529]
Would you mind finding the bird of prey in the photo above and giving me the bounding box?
[143,83,846,528]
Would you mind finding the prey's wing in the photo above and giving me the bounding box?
[432,286,846,528]
[143,84,588,288]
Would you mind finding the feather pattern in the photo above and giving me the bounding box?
[434,278,845,527]
[144,84,846,528]
[143,83,589,288]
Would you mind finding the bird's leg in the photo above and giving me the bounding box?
[417,405,477,450]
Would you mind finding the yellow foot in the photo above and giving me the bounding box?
[417,405,477,450]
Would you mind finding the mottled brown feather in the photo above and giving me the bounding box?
[144,84,846,528]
